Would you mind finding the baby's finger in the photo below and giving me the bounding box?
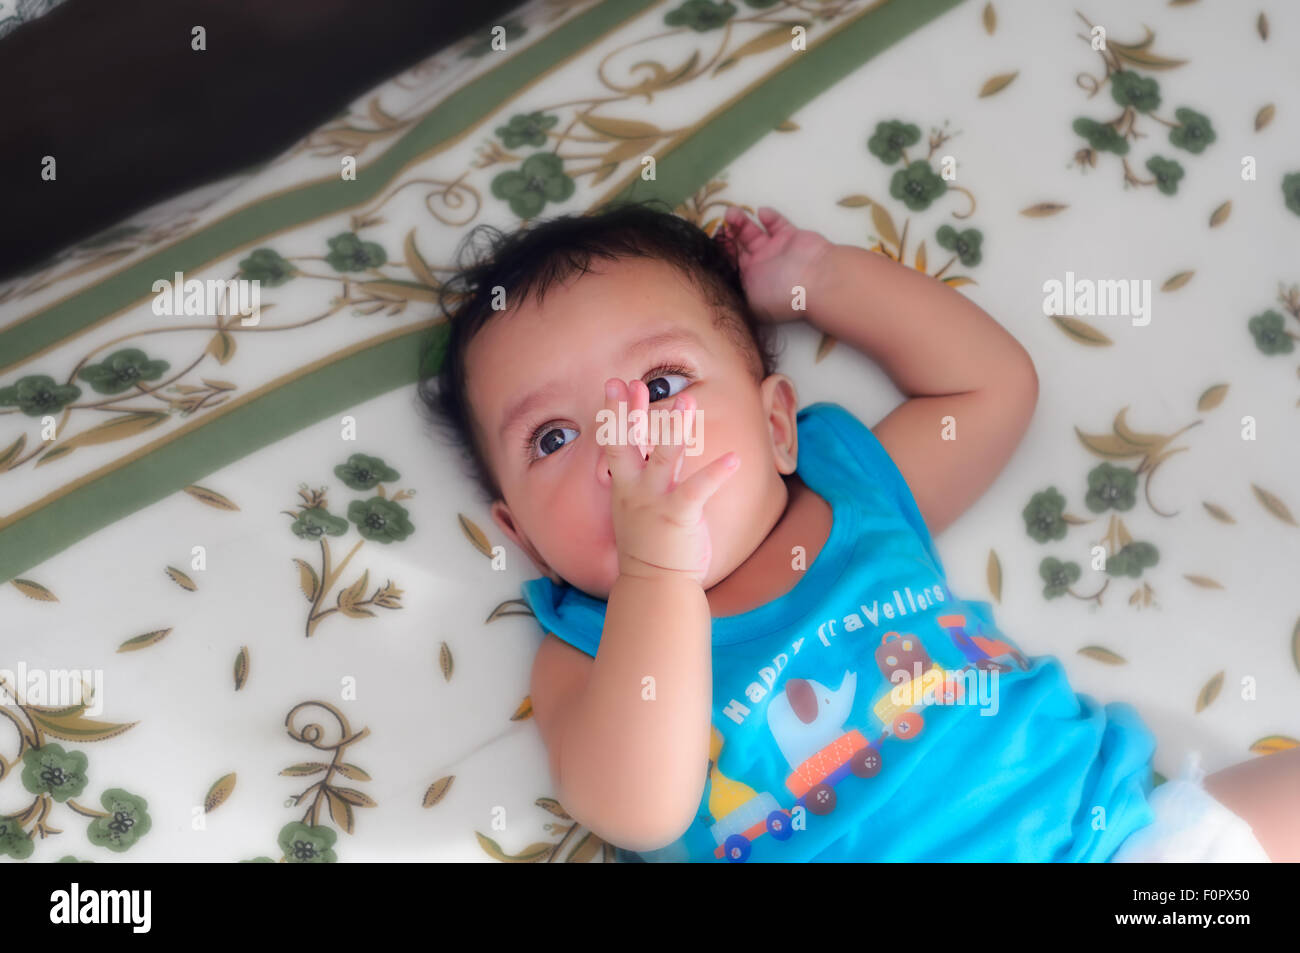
[602,378,641,483]
[723,205,767,249]
[672,450,740,520]
[756,206,792,235]
[644,395,688,494]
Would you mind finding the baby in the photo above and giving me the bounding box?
[419,199,1298,862]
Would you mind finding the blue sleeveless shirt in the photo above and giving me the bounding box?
[521,402,1157,862]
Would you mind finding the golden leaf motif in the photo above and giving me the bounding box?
[1201,502,1234,524]
[1255,104,1275,131]
[0,433,26,469]
[423,776,453,808]
[166,566,198,591]
[326,788,355,834]
[978,71,1018,97]
[404,230,440,289]
[1251,484,1296,526]
[941,276,977,288]
[475,832,555,863]
[487,598,534,622]
[233,646,249,691]
[1112,45,1186,70]
[361,280,439,303]
[206,331,236,364]
[1049,314,1112,346]
[815,332,836,363]
[1257,12,1268,41]
[1183,575,1223,590]
[836,195,874,208]
[1209,201,1231,228]
[1161,271,1194,292]
[338,569,370,612]
[205,773,236,813]
[914,240,927,273]
[281,763,329,776]
[1078,646,1126,665]
[458,514,492,557]
[1020,202,1068,217]
[1196,383,1227,411]
[184,484,240,510]
[1195,671,1224,712]
[1250,735,1297,755]
[579,115,663,140]
[336,763,372,781]
[982,2,995,35]
[439,642,454,681]
[117,628,173,652]
[27,709,137,743]
[870,203,899,248]
[294,558,320,602]
[512,696,533,721]
[11,578,58,602]
[986,550,1002,603]
[36,411,169,467]
[566,832,601,863]
[333,787,376,808]
[713,22,806,74]
[536,797,572,819]
[774,119,799,132]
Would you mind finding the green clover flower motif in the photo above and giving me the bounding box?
[868,120,921,164]
[1023,487,1068,543]
[664,0,737,32]
[935,225,983,266]
[278,821,337,863]
[0,374,82,417]
[325,232,388,272]
[76,348,169,395]
[290,507,350,540]
[1039,557,1081,599]
[1110,71,1160,113]
[462,18,526,58]
[1072,117,1129,155]
[347,497,414,543]
[888,160,946,211]
[490,152,575,219]
[87,789,152,852]
[1145,156,1184,196]
[1283,171,1300,217]
[21,744,89,803]
[238,248,297,287]
[1248,310,1294,355]
[58,856,94,862]
[1105,541,1159,578]
[742,0,781,6]
[241,856,277,863]
[0,820,35,860]
[1085,462,1138,513]
[496,112,559,150]
[334,453,400,490]
[1168,107,1215,154]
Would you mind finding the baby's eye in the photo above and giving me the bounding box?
[532,425,579,459]
[646,372,690,403]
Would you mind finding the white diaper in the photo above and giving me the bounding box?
[1110,751,1271,863]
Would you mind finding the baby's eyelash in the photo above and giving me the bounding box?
[519,362,695,462]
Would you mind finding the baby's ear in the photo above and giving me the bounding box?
[489,500,560,582]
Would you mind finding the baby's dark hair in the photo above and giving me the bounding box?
[416,198,781,504]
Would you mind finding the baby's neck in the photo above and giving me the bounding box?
[704,473,833,618]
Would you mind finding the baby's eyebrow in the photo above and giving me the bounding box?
[497,326,708,442]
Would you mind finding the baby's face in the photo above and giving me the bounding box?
[467,256,797,601]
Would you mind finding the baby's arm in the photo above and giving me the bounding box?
[805,243,1038,536]
[550,574,712,852]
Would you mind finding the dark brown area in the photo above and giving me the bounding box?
[0,0,522,281]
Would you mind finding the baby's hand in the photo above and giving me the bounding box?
[601,379,740,586]
[716,205,835,325]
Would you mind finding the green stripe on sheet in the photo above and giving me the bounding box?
[0,0,965,584]
[0,0,661,373]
